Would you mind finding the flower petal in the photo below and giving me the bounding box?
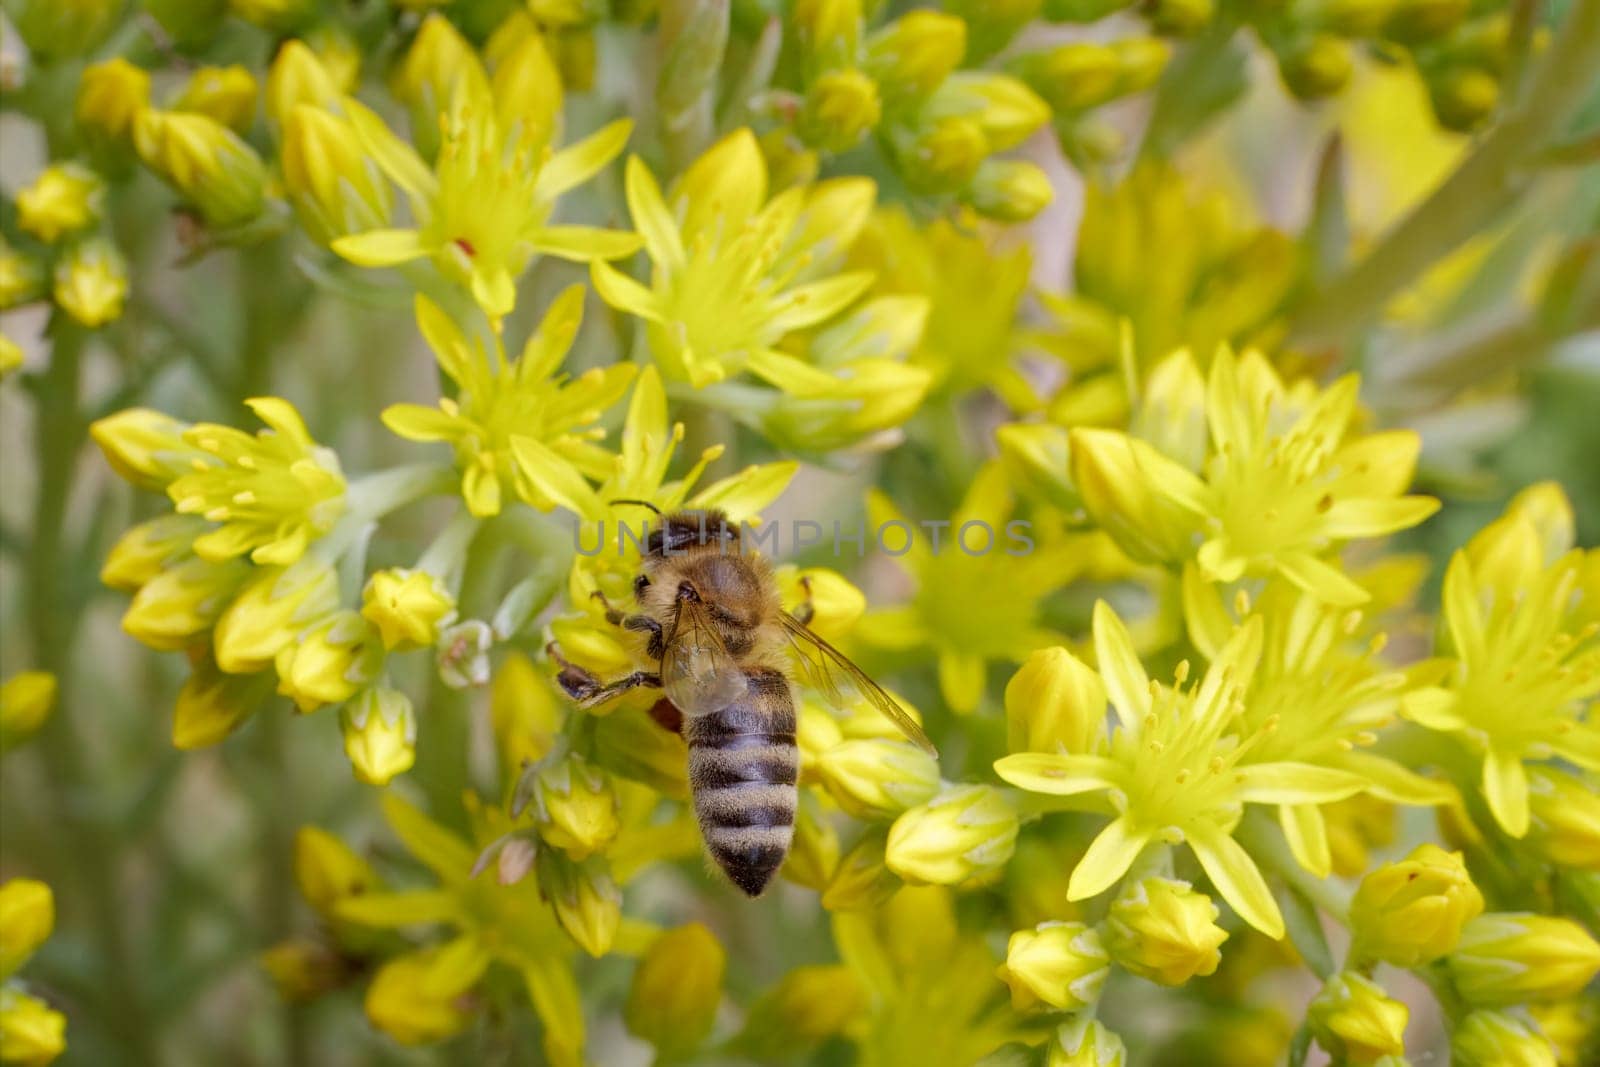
[532,225,642,262]
[1321,496,1440,539]
[1067,815,1152,901]
[334,889,464,928]
[688,461,798,521]
[1275,552,1370,607]
[1187,818,1284,939]
[381,404,461,443]
[590,259,661,322]
[1401,687,1467,732]
[1482,748,1530,837]
[1280,804,1331,878]
[381,793,476,882]
[346,100,437,202]
[1553,725,1600,771]
[1092,599,1151,733]
[1334,751,1457,805]
[765,272,875,336]
[535,118,633,200]
[333,228,431,267]
[509,435,601,518]
[1441,551,1486,663]
[938,652,988,714]
[994,753,1120,796]
[623,154,683,270]
[746,348,842,397]
[1234,762,1366,805]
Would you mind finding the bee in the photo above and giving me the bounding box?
[548,504,936,897]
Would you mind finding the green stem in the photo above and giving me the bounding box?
[345,462,461,519]
[1289,0,1600,345]
[28,319,159,1063]
[1237,810,1351,925]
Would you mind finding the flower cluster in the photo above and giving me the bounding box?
[3,0,1597,1064]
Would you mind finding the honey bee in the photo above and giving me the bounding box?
[549,504,936,896]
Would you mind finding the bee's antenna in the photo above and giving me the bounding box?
[609,498,662,516]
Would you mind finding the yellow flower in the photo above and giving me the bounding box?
[102,514,204,592]
[173,65,258,132]
[0,673,56,750]
[0,988,66,1066]
[525,754,619,860]
[591,129,874,392]
[1183,574,1455,876]
[382,287,633,517]
[1403,486,1599,837]
[858,463,1079,712]
[364,937,488,1044]
[851,208,1036,405]
[121,556,252,651]
[1086,347,1439,605]
[213,559,340,673]
[15,165,103,243]
[1103,877,1229,986]
[133,108,268,228]
[865,10,967,102]
[330,794,586,1058]
[293,826,376,917]
[264,40,344,125]
[1005,646,1109,757]
[1350,843,1483,967]
[171,652,274,749]
[885,783,1019,885]
[0,880,53,979]
[1447,913,1600,1006]
[91,408,202,491]
[1047,1018,1127,1067]
[625,923,725,1061]
[341,687,417,785]
[734,964,869,1059]
[1308,972,1409,1063]
[167,398,346,566]
[996,921,1109,1012]
[274,611,383,713]
[361,568,456,651]
[997,601,1370,938]
[332,30,638,321]
[76,58,151,143]
[489,652,565,772]
[1452,1010,1559,1067]
[52,239,127,328]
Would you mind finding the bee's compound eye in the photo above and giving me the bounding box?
[676,581,699,603]
[633,573,650,598]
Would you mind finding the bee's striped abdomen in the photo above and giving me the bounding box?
[684,667,798,897]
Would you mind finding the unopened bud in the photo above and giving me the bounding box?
[1451,1010,1558,1067]
[134,109,268,228]
[1430,67,1499,132]
[818,739,941,820]
[91,408,199,491]
[1448,914,1600,1006]
[1350,843,1483,967]
[0,878,54,978]
[536,849,620,957]
[966,158,1054,222]
[527,754,619,860]
[361,568,456,652]
[1048,1018,1127,1067]
[293,826,376,917]
[274,610,384,712]
[363,938,487,1045]
[1278,35,1354,100]
[281,106,393,245]
[1526,767,1600,870]
[341,687,416,786]
[1308,972,1409,1063]
[800,68,882,153]
[174,65,259,132]
[16,164,103,244]
[865,11,966,101]
[53,238,127,328]
[266,40,344,125]
[214,559,340,673]
[885,784,1018,885]
[172,652,274,750]
[122,556,251,651]
[0,672,56,750]
[997,921,1109,1012]
[1105,877,1228,986]
[1147,0,1215,34]
[0,241,46,310]
[625,923,725,1060]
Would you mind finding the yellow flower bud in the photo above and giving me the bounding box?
[300,25,362,91]
[0,987,66,1065]
[801,68,882,153]
[626,923,725,1060]
[122,556,252,651]
[996,423,1077,511]
[1527,1000,1594,1067]
[143,0,227,49]
[1309,972,1409,1063]
[1277,35,1354,100]
[1133,347,1208,470]
[266,41,343,126]
[775,567,867,642]
[1104,877,1229,986]
[1430,67,1500,133]
[1148,0,1215,34]
[133,109,268,228]
[0,879,54,979]
[885,784,1018,885]
[765,355,932,453]
[53,238,127,329]
[341,688,416,785]
[528,754,619,860]
[1350,843,1484,967]
[90,408,199,491]
[293,826,375,917]
[1527,768,1600,870]
[590,704,690,799]
[1385,0,1469,43]
[784,790,840,890]
[490,29,563,152]
[359,568,456,652]
[171,652,274,750]
[279,105,393,246]
[274,611,384,713]
[77,58,152,147]
[896,115,988,193]
[100,516,204,593]
[391,14,488,158]
[866,11,966,100]
[997,921,1109,1012]
[0,673,56,751]
[1452,1010,1559,1067]
[1,241,46,311]
[260,939,347,1001]
[823,827,901,911]
[1449,914,1600,1006]
[490,651,565,772]
[15,165,103,244]
[966,158,1054,222]
[174,65,259,132]
[364,938,487,1045]
[536,849,620,957]
[818,738,941,820]
[228,0,314,31]
[213,560,340,673]
[1069,428,1198,564]
[792,0,863,72]
[1015,42,1124,112]
[1048,1018,1127,1067]
[1005,647,1105,757]
[947,73,1051,152]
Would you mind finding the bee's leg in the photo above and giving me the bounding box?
[590,591,665,657]
[546,642,661,709]
[793,575,816,626]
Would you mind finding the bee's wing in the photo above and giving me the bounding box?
[780,612,937,756]
[661,597,749,717]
